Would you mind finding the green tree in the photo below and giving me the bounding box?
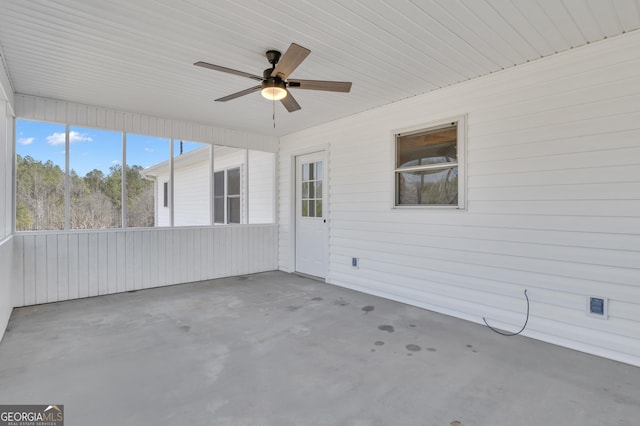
[15,155,65,231]
[126,165,154,227]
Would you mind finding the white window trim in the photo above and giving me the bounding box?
[391,115,467,210]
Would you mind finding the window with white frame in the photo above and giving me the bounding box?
[395,120,464,207]
[213,167,241,224]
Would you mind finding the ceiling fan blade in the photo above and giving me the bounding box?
[194,61,263,81]
[281,91,301,112]
[215,85,261,102]
[271,43,311,80]
[288,79,352,92]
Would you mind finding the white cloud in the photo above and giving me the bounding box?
[46,131,92,146]
[46,132,65,146]
[18,137,35,145]
[144,147,154,152]
[112,160,120,165]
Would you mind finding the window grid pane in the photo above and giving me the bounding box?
[301,161,323,218]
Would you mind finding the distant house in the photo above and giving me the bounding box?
[143,145,275,227]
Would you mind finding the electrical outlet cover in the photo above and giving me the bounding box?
[587,296,608,319]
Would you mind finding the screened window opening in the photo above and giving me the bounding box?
[15,120,66,231]
[395,122,463,207]
[15,119,277,231]
[126,134,170,228]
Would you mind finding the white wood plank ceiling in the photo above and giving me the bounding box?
[1,0,639,136]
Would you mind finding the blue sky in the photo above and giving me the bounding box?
[16,119,202,176]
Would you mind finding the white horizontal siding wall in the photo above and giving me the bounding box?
[173,155,211,227]
[11,225,278,307]
[278,31,640,366]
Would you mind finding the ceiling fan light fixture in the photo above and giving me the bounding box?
[261,80,287,100]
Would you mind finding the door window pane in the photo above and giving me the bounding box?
[300,160,323,218]
[15,120,66,231]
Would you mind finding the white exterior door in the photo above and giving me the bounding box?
[295,151,326,278]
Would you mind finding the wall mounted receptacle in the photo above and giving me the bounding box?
[587,296,608,319]
[351,257,359,269]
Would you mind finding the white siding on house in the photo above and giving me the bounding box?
[143,142,277,227]
[278,31,640,366]
[11,225,278,307]
[173,153,211,227]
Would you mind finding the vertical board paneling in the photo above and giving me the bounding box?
[0,238,13,342]
[11,226,278,311]
[98,233,108,295]
[125,231,134,291]
[148,230,159,288]
[57,234,69,301]
[35,235,47,304]
[164,229,174,285]
[107,232,118,294]
[157,230,167,286]
[179,230,188,284]
[77,233,89,298]
[87,233,99,297]
[134,231,143,289]
[68,233,79,300]
[23,235,35,305]
[116,232,126,292]
[11,236,24,307]
[141,231,150,289]
[188,229,196,283]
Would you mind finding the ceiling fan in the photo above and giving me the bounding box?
[194,43,352,112]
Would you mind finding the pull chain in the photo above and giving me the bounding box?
[273,98,276,128]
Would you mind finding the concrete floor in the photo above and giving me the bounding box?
[0,272,638,426]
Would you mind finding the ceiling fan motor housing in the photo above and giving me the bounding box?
[265,50,281,66]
